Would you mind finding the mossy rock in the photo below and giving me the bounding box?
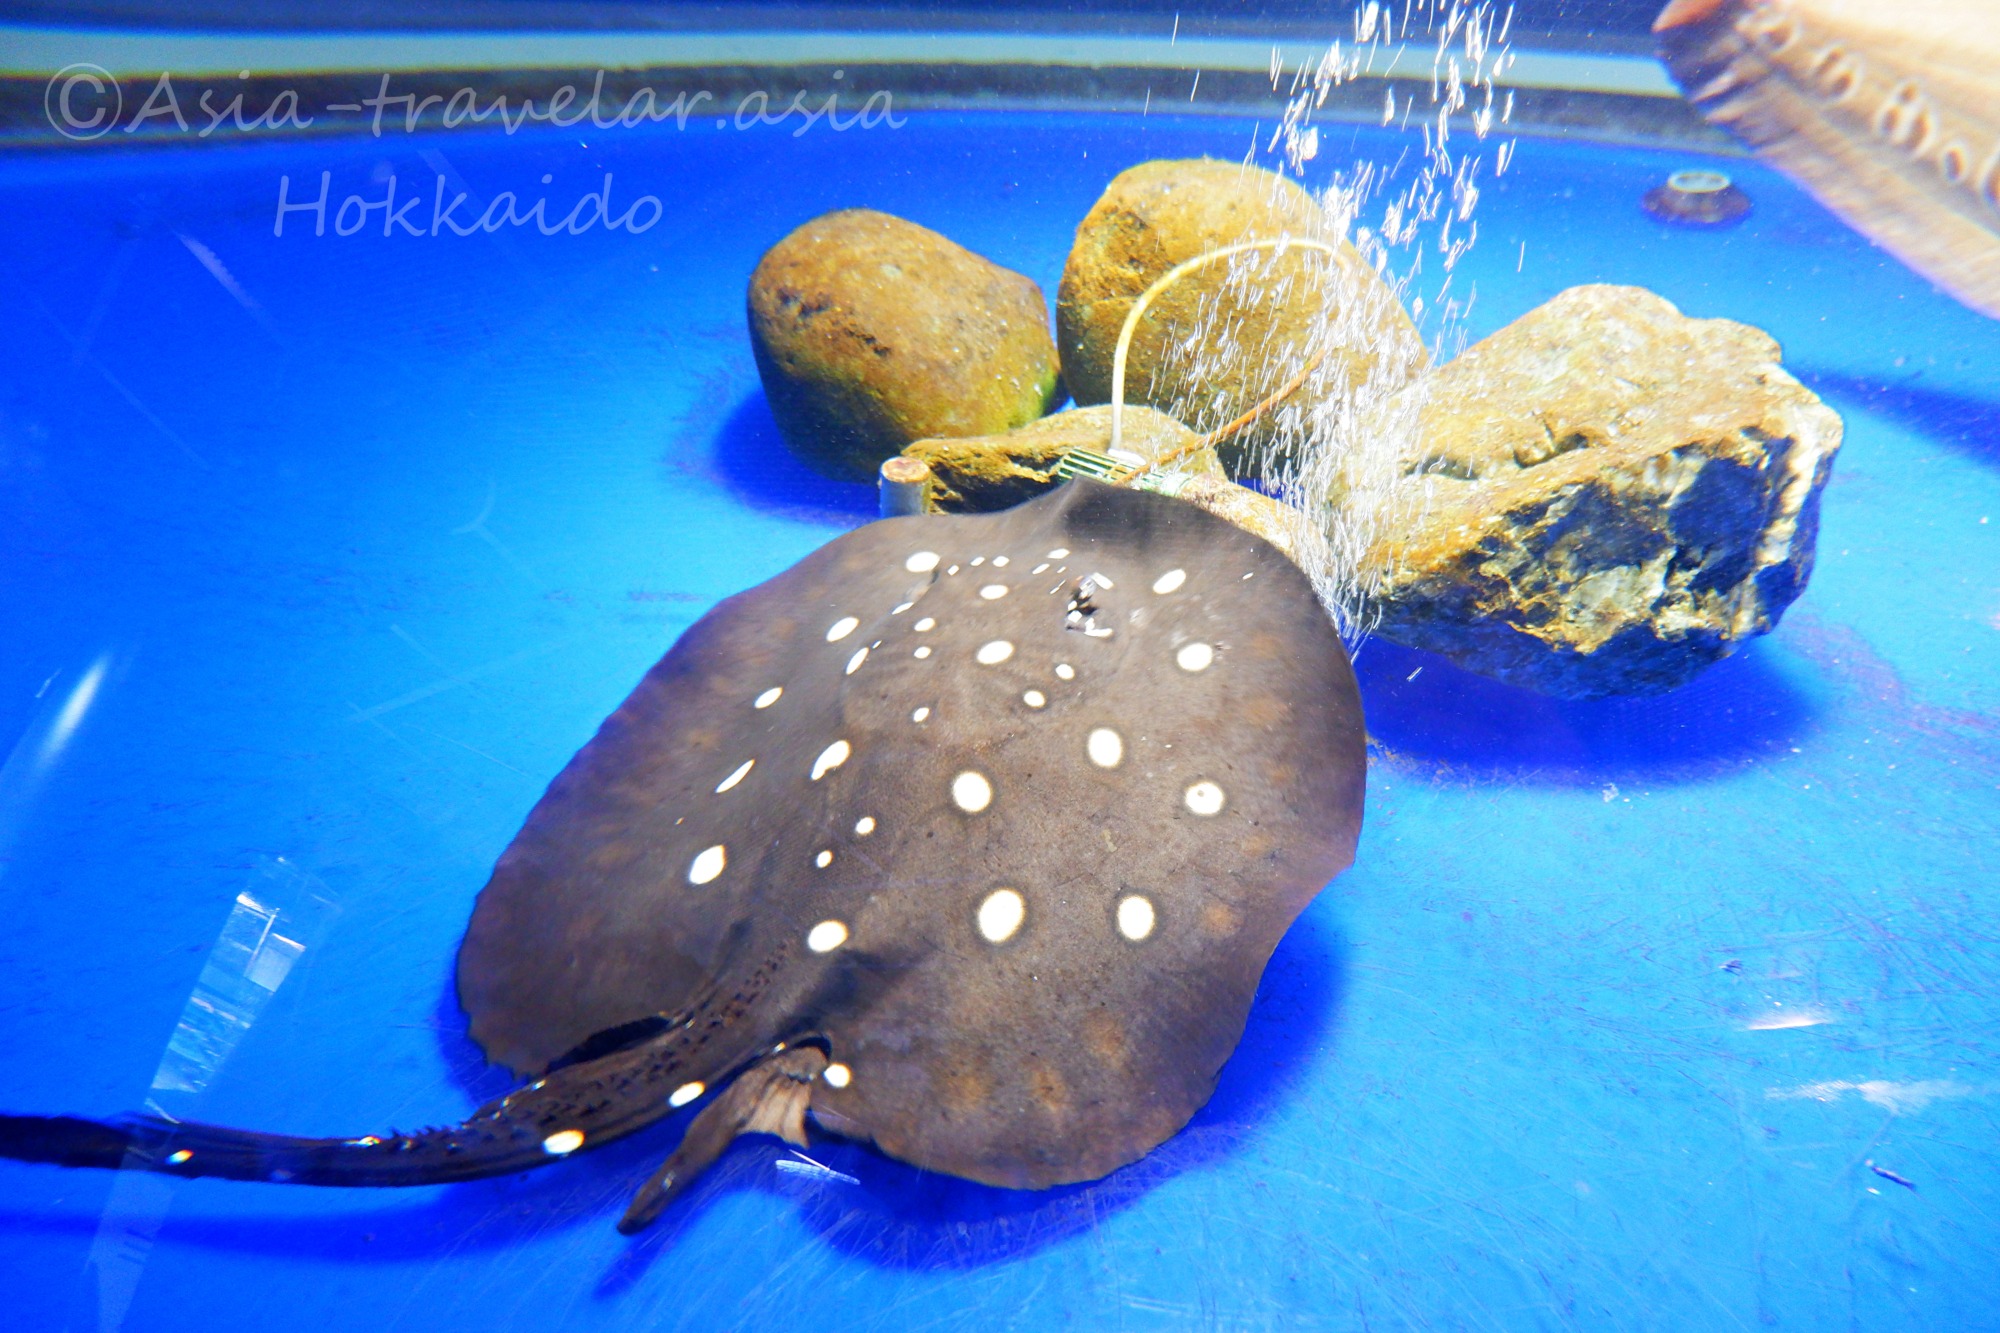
[749,209,1062,483]
[1057,159,1425,475]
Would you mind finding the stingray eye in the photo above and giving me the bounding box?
[1064,577,1116,638]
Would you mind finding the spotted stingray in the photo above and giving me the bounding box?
[0,481,1365,1232]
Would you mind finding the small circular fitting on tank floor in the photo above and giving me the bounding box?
[1642,169,1751,226]
[878,454,933,517]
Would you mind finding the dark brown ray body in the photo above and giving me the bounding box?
[0,481,1366,1227]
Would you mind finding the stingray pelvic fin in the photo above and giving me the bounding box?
[618,1045,827,1234]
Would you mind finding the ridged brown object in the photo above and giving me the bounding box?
[1367,284,1842,698]
[1057,159,1425,474]
[1654,0,2000,319]
[750,209,1063,482]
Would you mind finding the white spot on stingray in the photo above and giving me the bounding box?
[970,556,985,566]
[891,602,912,614]
[992,556,1010,567]
[1086,571,1115,589]
[975,640,1015,666]
[1023,690,1046,708]
[846,647,869,674]
[1242,572,1255,580]
[826,616,859,642]
[976,888,1026,943]
[1184,781,1226,816]
[1087,727,1124,768]
[947,564,960,575]
[1152,568,1187,595]
[754,687,783,709]
[912,707,931,723]
[1054,663,1076,681]
[669,1081,705,1108]
[1117,895,1157,941]
[811,740,851,780]
[1176,642,1215,672]
[952,771,993,812]
[1047,547,1070,559]
[807,920,849,953]
[815,849,833,869]
[688,844,727,885]
[1032,563,1050,574]
[715,760,754,793]
[542,1129,586,1156]
[906,551,940,573]
[913,645,933,660]
[854,815,876,836]
[823,1063,852,1088]
[914,617,936,632]
[979,584,1009,600]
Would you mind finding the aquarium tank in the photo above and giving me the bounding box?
[1,1,1996,1328]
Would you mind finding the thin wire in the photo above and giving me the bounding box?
[1108,236,1344,475]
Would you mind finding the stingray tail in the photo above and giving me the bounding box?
[0,1017,761,1193]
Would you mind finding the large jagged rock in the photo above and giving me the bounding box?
[902,404,1216,513]
[749,209,1062,482]
[1365,284,1842,698]
[1057,158,1425,475]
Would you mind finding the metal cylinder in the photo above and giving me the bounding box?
[878,455,932,517]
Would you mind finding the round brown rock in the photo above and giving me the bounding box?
[749,209,1063,482]
[1057,159,1425,475]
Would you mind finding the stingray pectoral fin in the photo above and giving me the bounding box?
[618,1045,827,1234]
[0,1020,739,1190]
